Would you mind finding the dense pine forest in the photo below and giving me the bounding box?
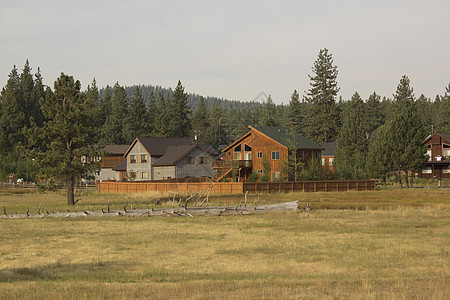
[1,49,449,187]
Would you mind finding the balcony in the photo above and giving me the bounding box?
[212,160,252,169]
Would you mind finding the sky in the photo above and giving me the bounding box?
[1,0,449,104]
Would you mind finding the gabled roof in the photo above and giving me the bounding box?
[252,126,322,149]
[152,144,213,166]
[102,145,130,155]
[124,137,191,157]
[223,125,322,151]
[423,132,450,144]
[319,142,336,156]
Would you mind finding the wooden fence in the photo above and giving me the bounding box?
[98,180,376,195]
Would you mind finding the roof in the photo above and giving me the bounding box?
[112,158,127,171]
[250,126,323,150]
[439,132,450,142]
[200,144,220,157]
[101,145,130,155]
[319,142,336,156]
[423,132,450,144]
[124,137,191,157]
[152,144,213,166]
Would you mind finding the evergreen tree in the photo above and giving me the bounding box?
[304,48,340,143]
[261,95,278,126]
[101,82,130,144]
[146,89,156,135]
[367,124,391,185]
[167,81,191,137]
[387,76,427,187]
[31,67,45,127]
[288,89,304,134]
[25,73,99,205]
[129,86,149,139]
[99,85,112,128]
[192,97,210,141]
[0,66,24,156]
[416,94,434,135]
[436,83,450,132]
[154,92,171,137]
[364,92,384,138]
[334,92,368,179]
[85,78,101,141]
[204,103,228,149]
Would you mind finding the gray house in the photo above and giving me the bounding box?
[124,137,216,181]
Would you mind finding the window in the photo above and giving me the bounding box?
[257,169,263,174]
[234,144,242,152]
[140,154,148,163]
[199,156,206,164]
[300,151,305,160]
[186,156,194,164]
[422,167,432,174]
[329,157,334,165]
[141,172,148,179]
[130,155,136,164]
[315,151,321,159]
[322,158,325,166]
[244,144,252,151]
[427,150,432,161]
[271,151,280,160]
[257,151,262,158]
[444,166,450,174]
[244,152,252,161]
[234,152,242,160]
[81,156,87,163]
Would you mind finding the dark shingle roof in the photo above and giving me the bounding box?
[253,126,322,150]
[319,142,336,156]
[112,158,127,171]
[439,133,450,143]
[102,145,130,155]
[137,137,191,156]
[153,145,194,165]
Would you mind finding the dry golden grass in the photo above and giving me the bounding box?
[0,189,449,299]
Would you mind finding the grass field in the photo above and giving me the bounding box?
[1,188,449,299]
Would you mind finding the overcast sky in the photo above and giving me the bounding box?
[1,0,449,104]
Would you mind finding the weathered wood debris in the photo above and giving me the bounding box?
[0,201,299,219]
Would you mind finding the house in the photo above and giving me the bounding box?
[419,132,450,179]
[217,125,323,182]
[319,142,336,171]
[123,137,217,181]
[82,144,129,182]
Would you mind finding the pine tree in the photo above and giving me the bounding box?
[304,48,340,143]
[85,78,101,141]
[129,86,149,138]
[101,82,130,144]
[288,90,304,134]
[25,73,99,205]
[334,92,368,179]
[154,92,170,137]
[436,83,450,132]
[387,75,427,187]
[192,97,209,142]
[261,95,278,126]
[167,81,191,137]
[204,103,228,149]
[367,124,391,185]
[364,92,384,138]
[0,66,24,156]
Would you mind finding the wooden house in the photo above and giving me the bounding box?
[419,132,450,179]
[319,142,336,171]
[216,126,323,182]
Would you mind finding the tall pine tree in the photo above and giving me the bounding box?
[334,92,368,179]
[167,81,191,137]
[304,48,340,143]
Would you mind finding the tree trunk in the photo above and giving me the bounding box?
[398,170,402,188]
[67,176,75,206]
[410,174,414,188]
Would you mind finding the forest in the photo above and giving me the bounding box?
[0,49,449,187]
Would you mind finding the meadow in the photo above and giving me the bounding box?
[0,188,449,299]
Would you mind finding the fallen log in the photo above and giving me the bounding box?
[0,201,299,219]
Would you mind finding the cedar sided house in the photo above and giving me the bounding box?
[217,126,323,182]
[319,142,336,171]
[420,132,450,179]
[123,137,217,181]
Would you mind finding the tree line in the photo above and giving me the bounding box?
[1,49,449,191]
